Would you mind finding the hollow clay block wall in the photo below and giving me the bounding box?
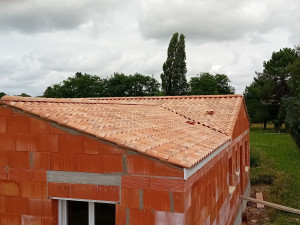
[0,106,58,225]
[0,106,188,225]
[0,104,249,225]
[116,153,185,225]
[0,106,124,224]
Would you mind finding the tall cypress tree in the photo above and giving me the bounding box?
[161,32,188,95]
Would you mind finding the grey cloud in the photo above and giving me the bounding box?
[244,33,268,44]
[138,0,300,43]
[37,49,123,75]
[0,0,129,33]
[230,51,241,65]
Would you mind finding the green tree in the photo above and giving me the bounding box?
[161,32,188,95]
[215,74,235,94]
[189,73,235,95]
[244,81,270,129]
[288,47,300,97]
[43,72,160,98]
[190,73,217,95]
[262,48,298,128]
[43,72,106,98]
[285,46,300,146]
[244,48,299,129]
[105,73,160,97]
[127,73,160,96]
[104,73,128,97]
[0,92,6,98]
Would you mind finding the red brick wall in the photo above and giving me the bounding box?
[0,103,249,225]
[0,106,185,225]
[182,102,250,225]
[0,106,57,225]
[183,147,229,225]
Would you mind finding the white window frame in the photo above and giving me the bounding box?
[59,200,67,225]
[57,198,116,225]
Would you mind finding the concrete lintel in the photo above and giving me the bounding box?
[47,170,121,186]
[51,197,118,204]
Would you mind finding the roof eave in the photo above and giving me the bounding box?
[183,140,231,180]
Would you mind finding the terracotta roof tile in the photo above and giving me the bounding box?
[0,95,243,168]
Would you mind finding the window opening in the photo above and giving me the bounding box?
[59,199,115,225]
[68,201,88,225]
[95,202,115,225]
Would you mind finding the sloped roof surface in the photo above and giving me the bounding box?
[0,95,243,168]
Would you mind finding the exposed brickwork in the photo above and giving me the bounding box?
[0,95,250,225]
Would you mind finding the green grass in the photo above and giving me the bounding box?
[250,125,300,224]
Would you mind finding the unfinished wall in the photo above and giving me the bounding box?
[0,106,58,224]
[182,102,250,225]
[0,105,185,225]
[0,102,250,225]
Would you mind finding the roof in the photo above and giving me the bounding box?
[0,95,244,168]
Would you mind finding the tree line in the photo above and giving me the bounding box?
[1,33,235,99]
[42,71,234,98]
[43,32,234,98]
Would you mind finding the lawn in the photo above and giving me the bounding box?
[250,124,300,224]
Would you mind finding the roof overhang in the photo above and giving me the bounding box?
[183,140,231,180]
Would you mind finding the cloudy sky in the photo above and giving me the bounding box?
[1,0,299,96]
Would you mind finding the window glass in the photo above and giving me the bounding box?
[95,203,115,225]
[68,201,89,225]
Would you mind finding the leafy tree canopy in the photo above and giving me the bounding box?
[105,73,160,97]
[288,47,300,97]
[215,74,235,94]
[189,73,235,95]
[161,32,188,95]
[244,47,299,129]
[285,46,300,146]
[43,72,105,98]
[43,72,160,98]
[244,81,270,128]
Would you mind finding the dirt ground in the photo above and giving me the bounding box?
[242,185,272,225]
